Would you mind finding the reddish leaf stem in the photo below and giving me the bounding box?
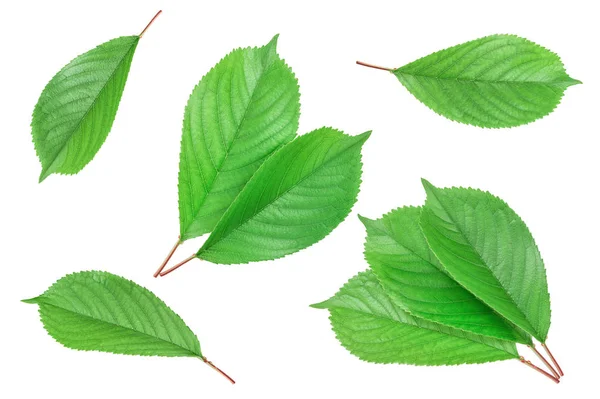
[159,254,196,277]
[542,342,564,376]
[153,236,181,278]
[529,345,560,380]
[356,61,393,72]
[139,10,162,38]
[520,357,559,384]
[203,357,235,384]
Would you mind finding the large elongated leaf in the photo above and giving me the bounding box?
[419,179,551,343]
[312,270,519,365]
[196,127,370,264]
[387,35,580,128]
[23,271,202,357]
[32,35,140,182]
[178,35,300,241]
[360,207,531,344]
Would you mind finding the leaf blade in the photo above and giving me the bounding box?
[393,34,580,128]
[361,207,531,344]
[32,36,139,181]
[178,35,300,241]
[419,179,551,342]
[24,271,202,358]
[197,128,370,264]
[312,270,519,365]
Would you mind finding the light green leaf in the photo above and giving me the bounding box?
[420,179,551,342]
[196,127,370,264]
[312,270,519,365]
[360,208,531,344]
[32,35,140,182]
[388,35,580,128]
[178,35,300,241]
[23,271,202,358]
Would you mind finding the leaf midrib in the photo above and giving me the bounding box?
[36,299,200,357]
[41,38,138,178]
[395,70,572,86]
[425,189,539,339]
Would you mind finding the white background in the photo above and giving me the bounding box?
[1,0,597,397]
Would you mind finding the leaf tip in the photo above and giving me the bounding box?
[260,34,281,67]
[310,300,330,310]
[420,178,434,190]
[567,76,583,86]
[268,33,280,47]
[357,214,374,227]
[22,297,40,304]
[262,34,280,54]
[38,168,52,183]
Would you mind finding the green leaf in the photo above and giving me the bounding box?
[196,127,370,264]
[360,207,531,344]
[420,179,551,342]
[23,271,202,358]
[390,35,580,128]
[178,35,300,241]
[312,270,519,365]
[32,35,140,182]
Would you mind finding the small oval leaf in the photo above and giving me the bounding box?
[32,35,140,182]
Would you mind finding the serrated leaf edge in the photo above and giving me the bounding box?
[33,36,140,182]
[420,178,551,342]
[177,34,302,242]
[392,34,581,129]
[23,270,202,358]
[196,128,371,265]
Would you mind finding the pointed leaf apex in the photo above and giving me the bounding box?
[358,214,376,229]
[421,178,433,189]
[566,76,582,86]
[38,168,51,183]
[22,297,40,304]
[357,130,372,142]
[421,178,440,200]
[260,34,281,68]
[357,214,372,225]
[310,299,331,309]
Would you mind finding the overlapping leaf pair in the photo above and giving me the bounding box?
[313,179,563,382]
[155,35,370,275]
